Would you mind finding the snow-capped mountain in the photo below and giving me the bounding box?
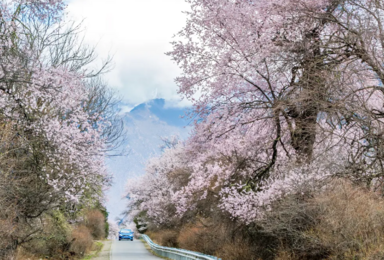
[105,99,190,222]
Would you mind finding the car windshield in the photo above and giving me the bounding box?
[120,229,132,234]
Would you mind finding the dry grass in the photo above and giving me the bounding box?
[0,212,17,259]
[147,229,179,248]
[147,179,384,260]
[176,223,220,255]
[70,225,93,256]
[217,239,255,260]
[268,179,384,259]
[151,223,257,259]
[84,210,106,240]
[310,179,384,259]
[16,249,41,260]
[177,225,201,251]
[141,238,172,260]
[274,249,297,260]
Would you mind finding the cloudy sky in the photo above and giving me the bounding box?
[67,0,190,108]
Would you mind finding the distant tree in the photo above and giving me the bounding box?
[125,143,191,225]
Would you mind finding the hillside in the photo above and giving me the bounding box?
[105,99,190,222]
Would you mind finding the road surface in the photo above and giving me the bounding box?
[110,240,161,260]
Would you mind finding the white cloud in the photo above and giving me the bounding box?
[67,0,190,107]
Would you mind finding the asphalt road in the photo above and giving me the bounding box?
[110,239,161,260]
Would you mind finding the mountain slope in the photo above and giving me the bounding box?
[105,99,190,221]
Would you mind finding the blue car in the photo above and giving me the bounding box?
[119,229,134,241]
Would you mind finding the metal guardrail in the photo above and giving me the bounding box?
[141,234,221,260]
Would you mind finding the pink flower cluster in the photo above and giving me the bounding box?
[126,0,384,225]
[0,0,109,203]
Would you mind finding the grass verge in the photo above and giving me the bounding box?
[80,241,104,260]
[140,238,172,260]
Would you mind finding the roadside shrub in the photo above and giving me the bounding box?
[260,194,328,259]
[177,225,202,252]
[150,229,179,248]
[46,211,72,256]
[16,248,41,260]
[84,209,106,240]
[177,222,235,256]
[310,179,384,259]
[15,211,72,259]
[134,216,148,234]
[145,178,384,260]
[274,249,297,260]
[218,239,254,260]
[177,224,221,254]
[261,179,384,259]
[0,211,17,259]
[152,218,273,259]
[69,225,93,256]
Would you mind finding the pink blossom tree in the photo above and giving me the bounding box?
[125,142,191,226]
[0,0,117,257]
[167,0,382,181]
[126,0,384,227]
